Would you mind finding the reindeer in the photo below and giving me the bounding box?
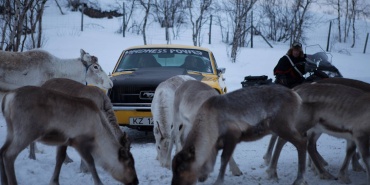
[151,75,195,168]
[172,85,309,185]
[0,86,138,185]
[0,49,115,160]
[0,49,113,96]
[268,83,370,185]
[309,78,370,183]
[264,77,370,183]
[169,80,242,176]
[35,78,125,176]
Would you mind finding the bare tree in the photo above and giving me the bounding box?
[260,0,292,42]
[0,0,48,51]
[123,0,136,34]
[259,0,314,45]
[218,0,257,63]
[290,0,313,43]
[152,0,184,44]
[325,0,343,42]
[325,0,369,47]
[139,0,151,45]
[27,0,47,50]
[186,0,213,46]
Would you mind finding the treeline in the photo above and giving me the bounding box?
[1,0,369,61]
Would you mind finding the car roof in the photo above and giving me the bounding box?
[124,44,213,53]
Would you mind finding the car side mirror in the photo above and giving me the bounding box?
[217,68,226,75]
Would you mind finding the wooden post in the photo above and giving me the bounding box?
[250,11,253,48]
[80,4,85,31]
[122,2,125,37]
[326,21,332,52]
[364,33,369,54]
[209,15,212,44]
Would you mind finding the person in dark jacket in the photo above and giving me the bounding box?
[273,42,307,88]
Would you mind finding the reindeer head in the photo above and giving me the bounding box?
[80,49,113,90]
[171,145,198,185]
[111,134,139,185]
[154,121,171,167]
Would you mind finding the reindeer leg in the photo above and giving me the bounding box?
[228,155,242,176]
[263,134,277,165]
[78,152,103,185]
[337,140,356,184]
[0,140,11,185]
[79,159,89,173]
[272,121,308,185]
[307,131,328,175]
[354,136,370,185]
[306,133,336,180]
[351,151,365,172]
[289,135,308,185]
[165,126,176,170]
[214,130,239,185]
[2,139,30,185]
[266,136,286,181]
[309,132,328,166]
[175,124,184,154]
[29,142,36,160]
[63,153,74,164]
[72,137,103,185]
[49,146,68,185]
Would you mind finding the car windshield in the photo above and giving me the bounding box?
[115,48,213,73]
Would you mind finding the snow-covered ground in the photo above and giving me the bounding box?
[1,1,370,185]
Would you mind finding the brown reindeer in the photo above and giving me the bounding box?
[269,83,370,185]
[311,78,370,182]
[29,78,124,164]
[265,77,370,183]
[41,78,128,180]
[172,85,309,185]
[0,86,138,185]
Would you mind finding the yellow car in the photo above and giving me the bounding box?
[108,44,227,131]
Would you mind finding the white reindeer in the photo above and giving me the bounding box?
[0,49,113,94]
[172,85,309,185]
[0,49,113,161]
[151,75,195,168]
[0,86,138,185]
[268,83,370,185]
[169,80,242,176]
[37,78,126,175]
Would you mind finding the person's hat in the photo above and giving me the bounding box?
[292,42,302,49]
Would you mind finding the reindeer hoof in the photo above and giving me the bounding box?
[213,178,224,185]
[80,162,89,173]
[265,168,278,180]
[163,162,171,170]
[231,169,243,176]
[63,156,74,164]
[319,172,336,180]
[198,174,208,182]
[338,172,351,184]
[293,179,308,185]
[28,154,36,160]
[352,162,365,172]
[263,155,271,166]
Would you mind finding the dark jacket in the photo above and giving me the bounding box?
[273,54,306,88]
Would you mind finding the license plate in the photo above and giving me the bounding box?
[129,117,154,126]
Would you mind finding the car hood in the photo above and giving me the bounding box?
[110,67,203,86]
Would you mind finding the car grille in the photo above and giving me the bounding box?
[109,85,156,104]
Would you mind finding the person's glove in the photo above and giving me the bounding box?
[275,74,288,86]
